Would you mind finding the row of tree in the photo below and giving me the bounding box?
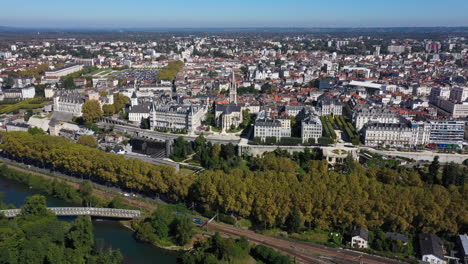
[0,132,191,201]
[1,132,466,235]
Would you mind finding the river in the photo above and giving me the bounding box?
[0,175,178,264]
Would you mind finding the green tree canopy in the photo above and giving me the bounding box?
[77,135,98,148]
[82,100,103,122]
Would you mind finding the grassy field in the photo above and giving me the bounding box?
[0,98,51,114]
[289,230,330,245]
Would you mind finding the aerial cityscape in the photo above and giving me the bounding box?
[0,1,467,264]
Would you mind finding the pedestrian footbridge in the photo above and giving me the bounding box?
[0,207,141,219]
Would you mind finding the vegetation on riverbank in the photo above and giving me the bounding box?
[179,232,295,264]
[0,164,137,211]
[133,206,197,249]
[0,195,123,263]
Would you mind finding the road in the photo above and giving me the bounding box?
[97,122,242,145]
[0,158,402,264]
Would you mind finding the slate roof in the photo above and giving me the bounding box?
[351,227,369,241]
[418,233,445,260]
[386,232,409,243]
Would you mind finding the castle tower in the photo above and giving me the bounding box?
[229,71,237,104]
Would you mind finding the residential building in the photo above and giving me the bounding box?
[362,122,414,147]
[6,122,30,132]
[254,118,291,140]
[456,234,468,264]
[301,114,322,143]
[352,106,399,131]
[351,227,369,249]
[418,233,446,264]
[317,97,342,116]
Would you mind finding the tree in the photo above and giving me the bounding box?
[427,156,440,184]
[102,104,115,116]
[286,207,303,233]
[77,135,98,148]
[66,216,94,255]
[171,137,193,162]
[79,181,94,206]
[171,217,194,246]
[112,93,129,113]
[21,195,50,217]
[82,100,103,122]
[140,118,150,129]
[28,127,46,135]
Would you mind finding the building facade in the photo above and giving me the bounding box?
[301,115,323,143]
[352,106,399,131]
[149,103,206,134]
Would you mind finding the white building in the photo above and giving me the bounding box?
[53,91,85,117]
[351,228,369,249]
[45,63,84,77]
[301,115,322,143]
[254,118,291,141]
[387,45,406,54]
[352,106,399,131]
[128,102,151,122]
[150,103,206,134]
[419,234,447,264]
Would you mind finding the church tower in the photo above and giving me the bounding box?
[229,71,237,104]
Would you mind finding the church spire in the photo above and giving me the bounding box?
[229,70,237,104]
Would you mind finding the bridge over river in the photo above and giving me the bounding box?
[0,207,141,219]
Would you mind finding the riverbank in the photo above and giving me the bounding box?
[0,161,197,254]
[0,174,178,264]
[0,158,156,212]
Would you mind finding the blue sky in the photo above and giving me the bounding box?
[1,0,467,28]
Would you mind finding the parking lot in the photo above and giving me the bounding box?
[112,69,160,81]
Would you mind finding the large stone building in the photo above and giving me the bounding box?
[1,86,35,100]
[215,104,242,132]
[317,97,342,116]
[352,105,399,131]
[362,123,414,147]
[301,114,323,143]
[53,91,85,117]
[362,120,431,148]
[254,118,291,141]
[149,103,206,134]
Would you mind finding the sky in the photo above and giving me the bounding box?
[1,0,468,28]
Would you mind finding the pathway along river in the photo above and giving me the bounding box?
[0,175,178,264]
